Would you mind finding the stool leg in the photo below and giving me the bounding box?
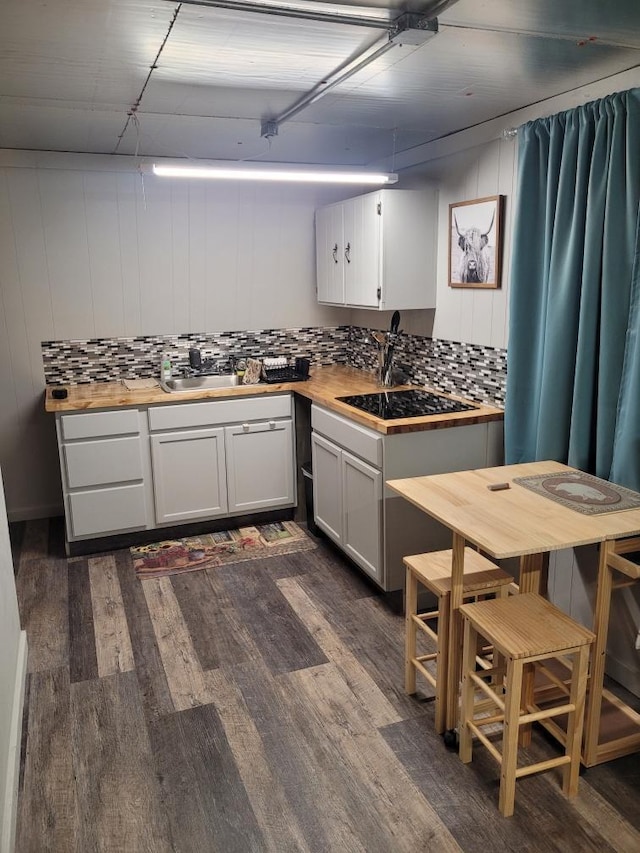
[499,656,523,818]
[445,534,466,731]
[459,617,477,763]
[434,591,450,734]
[518,661,535,747]
[405,566,418,694]
[563,644,589,798]
[584,541,614,767]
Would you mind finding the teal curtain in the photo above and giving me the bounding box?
[610,210,640,488]
[505,89,640,489]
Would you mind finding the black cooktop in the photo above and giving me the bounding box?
[337,389,476,420]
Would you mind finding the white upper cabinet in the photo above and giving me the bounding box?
[315,188,437,310]
[316,202,345,305]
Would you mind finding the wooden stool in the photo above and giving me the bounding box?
[584,537,640,766]
[404,549,513,733]
[459,593,595,817]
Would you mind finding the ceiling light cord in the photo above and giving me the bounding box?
[114,3,183,154]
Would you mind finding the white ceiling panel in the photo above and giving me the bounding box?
[439,0,640,46]
[302,28,640,129]
[114,109,428,163]
[0,103,128,153]
[0,0,638,163]
[156,9,381,86]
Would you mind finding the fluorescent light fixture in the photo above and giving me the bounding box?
[152,162,397,185]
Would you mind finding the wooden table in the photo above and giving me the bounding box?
[388,460,640,767]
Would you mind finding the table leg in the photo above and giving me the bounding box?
[583,540,614,767]
[519,552,544,594]
[445,532,466,734]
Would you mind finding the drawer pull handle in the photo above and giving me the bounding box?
[269,420,276,429]
[242,423,250,432]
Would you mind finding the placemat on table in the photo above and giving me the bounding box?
[512,471,640,515]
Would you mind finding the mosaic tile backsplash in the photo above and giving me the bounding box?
[41,326,506,407]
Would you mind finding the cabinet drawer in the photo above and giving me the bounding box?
[60,409,140,440]
[148,394,292,431]
[311,405,382,468]
[68,483,147,538]
[64,436,143,488]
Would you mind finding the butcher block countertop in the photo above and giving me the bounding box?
[44,364,503,435]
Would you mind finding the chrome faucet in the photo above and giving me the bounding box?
[188,348,237,376]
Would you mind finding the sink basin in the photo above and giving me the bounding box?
[160,375,239,393]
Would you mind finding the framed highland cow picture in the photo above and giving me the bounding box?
[449,195,504,289]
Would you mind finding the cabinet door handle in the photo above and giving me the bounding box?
[344,242,351,263]
[332,243,338,263]
[242,423,250,432]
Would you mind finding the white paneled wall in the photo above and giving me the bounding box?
[0,157,346,518]
[412,139,517,350]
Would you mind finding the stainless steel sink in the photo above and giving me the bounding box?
[160,375,239,393]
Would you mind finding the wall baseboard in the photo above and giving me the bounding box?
[7,504,62,523]
[1,630,27,853]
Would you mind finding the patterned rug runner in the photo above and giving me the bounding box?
[132,521,316,579]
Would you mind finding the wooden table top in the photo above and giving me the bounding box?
[44,365,504,436]
[387,461,640,558]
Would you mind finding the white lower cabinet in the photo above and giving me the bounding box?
[56,393,297,544]
[311,432,343,543]
[57,409,151,542]
[150,428,228,524]
[311,403,504,592]
[148,393,296,528]
[341,450,382,580]
[311,431,383,584]
[225,420,295,513]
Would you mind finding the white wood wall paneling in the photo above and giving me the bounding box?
[187,181,207,331]
[170,181,190,335]
[116,173,142,337]
[207,184,242,332]
[84,171,126,338]
[432,152,468,344]
[5,169,54,383]
[136,176,174,335]
[490,140,517,349]
[247,187,285,331]
[39,169,95,341]
[470,142,501,347]
[0,170,62,517]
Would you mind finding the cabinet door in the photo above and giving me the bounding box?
[225,420,295,513]
[343,193,381,308]
[315,203,345,304]
[151,428,227,524]
[311,432,343,544]
[342,449,383,582]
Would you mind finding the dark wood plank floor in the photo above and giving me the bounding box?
[11,517,640,853]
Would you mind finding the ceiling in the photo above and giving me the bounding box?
[1,0,639,168]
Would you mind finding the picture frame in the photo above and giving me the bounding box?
[448,195,504,289]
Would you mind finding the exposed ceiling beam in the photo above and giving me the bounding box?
[261,14,438,137]
[176,0,393,29]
